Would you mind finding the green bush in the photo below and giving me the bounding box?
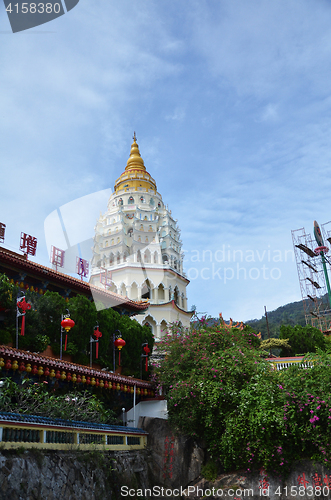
[201,460,218,481]
[156,323,331,476]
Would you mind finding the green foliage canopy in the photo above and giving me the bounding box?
[0,275,154,378]
[279,324,325,356]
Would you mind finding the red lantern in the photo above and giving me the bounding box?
[143,344,150,372]
[86,377,91,385]
[5,360,11,370]
[55,370,61,380]
[19,362,25,372]
[44,367,50,377]
[96,379,100,387]
[17,297,31,336]
[77,375,82,384]
[114,337,126,366]
[32,365,38,375]
[61,317,75,351]
[93,327,102,359]
[112,382,116,390]
[66,373,72,382]
[104,381,109,389]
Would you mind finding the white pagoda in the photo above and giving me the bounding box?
[89,134,192,339]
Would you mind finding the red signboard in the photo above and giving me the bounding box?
[20,232,37,256]
[100,267,112,288]
[50,246,65,269]
[0,223,5,243]
[76,257,89,278]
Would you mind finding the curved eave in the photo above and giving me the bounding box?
[151,300,194,317]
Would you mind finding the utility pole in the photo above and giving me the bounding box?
[264,306,270,339]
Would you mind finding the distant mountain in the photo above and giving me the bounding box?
[194,295,327,340]
[245,299,306,340]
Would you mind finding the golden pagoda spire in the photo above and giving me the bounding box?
[114,134,157,193]
[125,132,146,171]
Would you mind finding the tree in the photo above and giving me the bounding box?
[279,324,325,356]
[260,337,291,354]
[155,323,263,453]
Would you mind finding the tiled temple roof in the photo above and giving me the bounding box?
[0,345,153,390]
[0,247,148,314]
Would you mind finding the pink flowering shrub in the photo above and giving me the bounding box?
[156,323,331,476]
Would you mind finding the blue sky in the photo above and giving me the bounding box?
[2,0,331,321]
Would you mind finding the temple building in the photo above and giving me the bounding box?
[89,134,192,338]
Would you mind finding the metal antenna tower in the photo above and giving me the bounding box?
[292,222,331,333]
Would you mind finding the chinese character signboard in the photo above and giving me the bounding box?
[20,232,37,257]
[50,246,65,270]
[76,257,89,279]
[100,267,112,289]
[0,223,5,243]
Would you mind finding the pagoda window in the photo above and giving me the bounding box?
[141,280,151,299]
[119,198,123,206]
[123,252,128,262]
[161,241,166,249]
[109,253,114,265]
[111,239,114,246]
[145,237,149,243]
[117,253,121,264]
[150,198,154,206]
[105,241,109,247]
[140,224,144,231]
[117,237,120,244]
[158,283,165,300]
[162,254,169,263]
[144,216,148,221]
[154,251,158,264]
[116,227,118,232]
[137,250,142,262]
[158,202,161,208]
[174,287,179,305]
[131,282,138,300]
[108,229,111,235]
[148,225,153,232]
[128,196,134,205]
[138,236,141,242]
[140,196,145,203]
[144,250,151,263]
[161,230,166,237]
